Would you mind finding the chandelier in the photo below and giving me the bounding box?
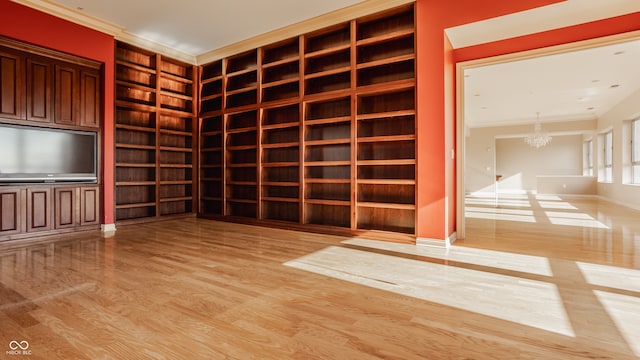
[525,112,552,148]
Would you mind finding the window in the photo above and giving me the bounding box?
[583,140,593,176]
[602,130,613,182]
[633,119,640,184]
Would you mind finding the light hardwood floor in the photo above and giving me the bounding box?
[0,196,638,359]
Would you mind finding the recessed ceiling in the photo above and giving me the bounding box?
[464,39,640,128]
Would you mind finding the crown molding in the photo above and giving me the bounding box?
[11,0,197,64]
[196,0,414,65]
[13,0,414,65]
[115,32,196,64]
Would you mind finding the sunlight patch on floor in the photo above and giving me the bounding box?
[342,238,553,276]
[577,262,640,293]
[538,201,578,210]
[545,211,610,229]
[465,210,536,223]
[594,291,640,357]
[285,246,574,337]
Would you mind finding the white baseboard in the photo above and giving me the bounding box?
[101,223,116,235]
[416,232,457,248]
[596,195,640,211]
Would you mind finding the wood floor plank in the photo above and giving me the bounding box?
[0,196,638,358]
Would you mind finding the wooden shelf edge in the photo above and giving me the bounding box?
[357,109,415,120]
[116,181,156,186]
[356,28,414,47]
[261,56,299,69]
[304,178,350,184]
[357,179,415,185]
[356,202,415,210]
[261,122,300,130]
[262,142,299,149]
[304,199,351,206]
[115,123,155,133]
[262,197,299,203]
[304,44,351,59]
[357,134,415,143]
[116,202,156,209]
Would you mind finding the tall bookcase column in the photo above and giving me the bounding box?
[199,60,224,216]
[260,37,301,223]
[224,49,259,218]
[354,4,416,235]
[158,55,197,217]
[302,23,353,229]
[114,41,196,224]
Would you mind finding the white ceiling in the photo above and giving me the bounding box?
[464,39,640,128]
[13,0,640,127]
[24,0,366,57]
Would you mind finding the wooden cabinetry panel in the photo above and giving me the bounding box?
[54,64,78,125]
[0,50,23,119]
[1,37,101,130]
[0,188,22,235]
[26,57,53,123]
[0,185,100,241]
[80,186,99,225]
[54,187,77,229]
[27,187,51,233]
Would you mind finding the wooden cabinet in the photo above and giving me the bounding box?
[54,64,78,126]
[0,37,102,242]
[80,69,101,128]
[80,186,100,225]
[0,50,23,120]
[26,57,53,123]
[0,185,100,242]
[0,187,23,236]
[198,4,416,240]
[0,36,101,130]
[114,41,196,223]
[54,186,77,229]
[26,187,52,233]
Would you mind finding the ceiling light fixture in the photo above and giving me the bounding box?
[525,112,552,148]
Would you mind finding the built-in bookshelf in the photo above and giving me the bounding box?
[115,41,197,223]
[198,4,416,240]
[261,102,301,222]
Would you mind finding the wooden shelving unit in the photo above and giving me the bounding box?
[261,103,301,222]
[115,41,197,223]
[199,60,224,215]
[198,4,416,239]
[303,97,352,228]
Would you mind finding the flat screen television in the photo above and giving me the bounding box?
[0,124,97,184]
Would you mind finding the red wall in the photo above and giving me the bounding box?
[414,0,563,240]
[0,0,115,225]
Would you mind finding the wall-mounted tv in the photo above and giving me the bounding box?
[0,124,97,184]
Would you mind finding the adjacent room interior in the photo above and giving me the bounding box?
[1,0,639,358]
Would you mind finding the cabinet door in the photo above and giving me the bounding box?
[55,64,79,126]
[80,186,100,226]
[26,58,53,123]
[80,69,101,128]
[0,188,23,237]
[26,187,52,233]
[0,50,24,120]
[54,187,78,229]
